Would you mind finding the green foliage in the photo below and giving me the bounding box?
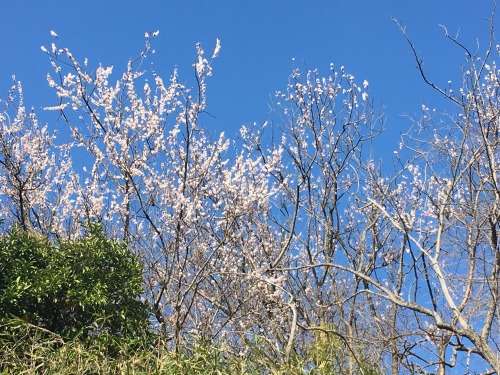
[0,318,154,374]
[0,320,239,374]
[233,331,381,375]
[0,319,382,374]
[0,223,150,342]
[300,324,382,375]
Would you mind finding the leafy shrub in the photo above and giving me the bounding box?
[0,222,150,342]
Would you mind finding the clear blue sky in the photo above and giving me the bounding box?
[0,1,497,153]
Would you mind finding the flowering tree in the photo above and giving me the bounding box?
[239,64,388,368]
[1,8,500,373]
[36,33,385,370]
[352,15,500,373]
[38,33,296,357]
[0,78,72,234]
[284,13,500,373]
[238,9,500,373]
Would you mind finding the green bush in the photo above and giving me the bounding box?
[0,222,150,342]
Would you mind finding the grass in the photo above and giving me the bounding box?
[0,318,381,374]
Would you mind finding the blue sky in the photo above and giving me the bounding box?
[0,1,497,154]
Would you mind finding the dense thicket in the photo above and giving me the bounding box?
[0,222,149,340]
[1,7,500,373]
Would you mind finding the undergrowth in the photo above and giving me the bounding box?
[0,318,381,374]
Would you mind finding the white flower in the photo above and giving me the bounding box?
[212,38,221,59]
[50,30,58,38]
[363,80,369,89]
